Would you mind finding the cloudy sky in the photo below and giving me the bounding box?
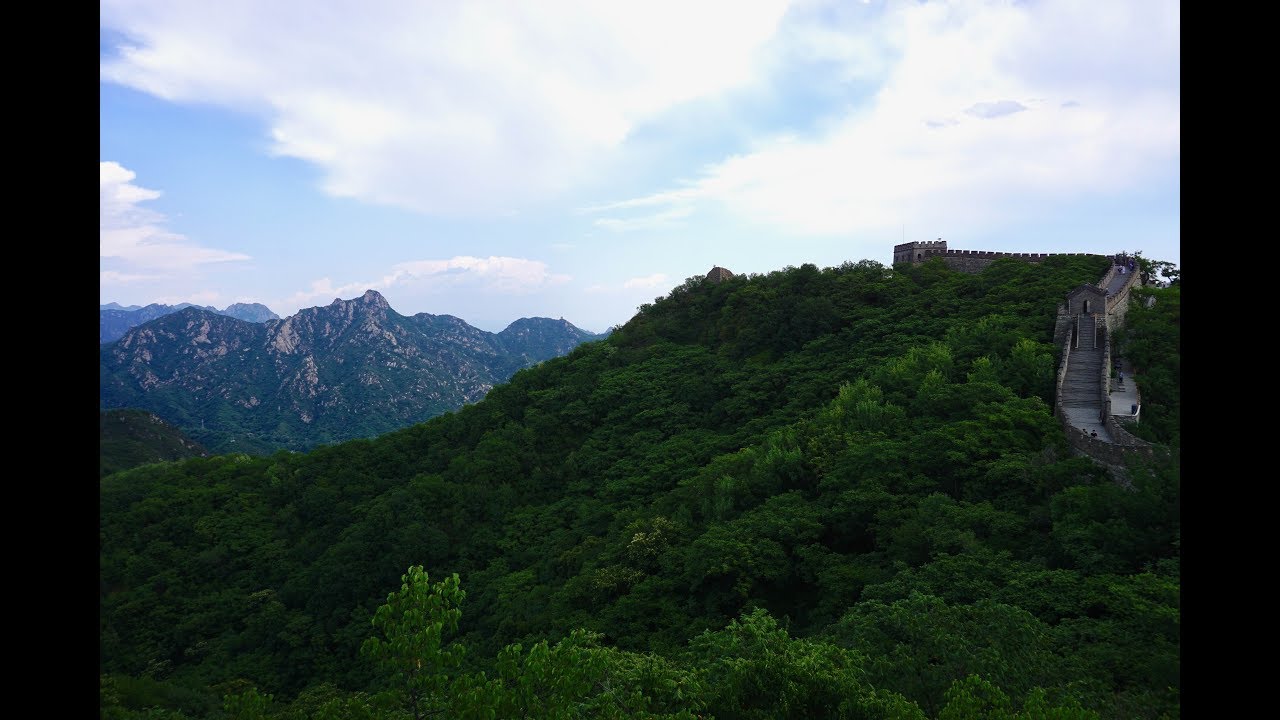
[101,0,1179,333]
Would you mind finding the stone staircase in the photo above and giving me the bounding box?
[1061,341,1102,409]
[1077,314,1096,350]
[1059,312,1105,435]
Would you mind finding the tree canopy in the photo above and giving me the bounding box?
[102,254,1178,719]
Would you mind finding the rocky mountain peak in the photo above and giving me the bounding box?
[102,292,603,452]
[360,289,388,306]
[326,289,390,313]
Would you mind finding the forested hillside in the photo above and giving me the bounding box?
[1116,281,1180,447]
[100,408,208,478]
[100,256,1179,719]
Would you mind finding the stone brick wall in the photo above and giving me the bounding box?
[1098,265,1119,292]
[891,242,1105,274]
[1052,302,1073,351]
[893,240,948,264]
[1067,285,1107,316]
[939,250,1059,274]
[1053,316,1072,417]
[1059,410,1156,464]
[1106,268,1142,328]
[1097,320,1111,409]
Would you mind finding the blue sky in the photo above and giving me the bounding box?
[100,0,1180,334]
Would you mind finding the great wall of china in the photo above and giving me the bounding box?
[706,242,1168,470]
[893,240,1163,470]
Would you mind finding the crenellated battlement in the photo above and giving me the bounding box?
[893,239,1103,273]
[894,239,948,264]
[893,240,947,251]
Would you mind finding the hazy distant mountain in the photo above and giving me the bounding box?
[220,302,280,323]
[99,290,607,452]
[498,316,607,364]
[100,301,281,343]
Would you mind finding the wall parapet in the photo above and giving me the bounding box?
[941,250,1080,260]
[892,240,1106,273]
[1053,312,1072,417]
[1106,267,1141,311]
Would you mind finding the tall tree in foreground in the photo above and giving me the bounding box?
[360,566,466,719]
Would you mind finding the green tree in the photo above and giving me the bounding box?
[690,608,926,719]
[938,675,1099,719]
[360,566,466,719]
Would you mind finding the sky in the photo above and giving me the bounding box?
[100,0,1180,334]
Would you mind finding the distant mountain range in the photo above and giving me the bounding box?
[100,290,607,453]
[101,302,281,343]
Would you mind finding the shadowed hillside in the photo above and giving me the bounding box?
[100,408,208,478]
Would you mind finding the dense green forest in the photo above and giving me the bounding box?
[100,256,1179,719]
[1114,280,1180,447]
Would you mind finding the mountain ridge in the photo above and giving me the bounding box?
[100,290,607,452]
[100,301,281,343]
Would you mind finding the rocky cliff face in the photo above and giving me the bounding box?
[100,290,604,452]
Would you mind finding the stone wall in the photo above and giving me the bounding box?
[891,242,1105,274]
[1098,265,1119,292]
[1097,321,1111,410]
[939,250,1059,274]
[1052,314,1073,417]
[1067,285,1107,316]
[1059,409,1155,464]
[1106,267,1142,328]
[893,240,948,264]
[1052,302,1073,351]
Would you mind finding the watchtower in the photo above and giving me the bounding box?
[706,266,735,283]
[893,239,948,265]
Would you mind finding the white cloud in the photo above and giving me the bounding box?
[281,278,372,310]
[593,206,693,233]
[585,273,671,294]
[388,256,571,293]
[964,100,1027,119]
[154,290,222,307]
[100,161,250,282]
[280,256,571,313]
[100,0,793,215]
[623,273,669,289]
[100,270,162,285]
[590,0,1179,237]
